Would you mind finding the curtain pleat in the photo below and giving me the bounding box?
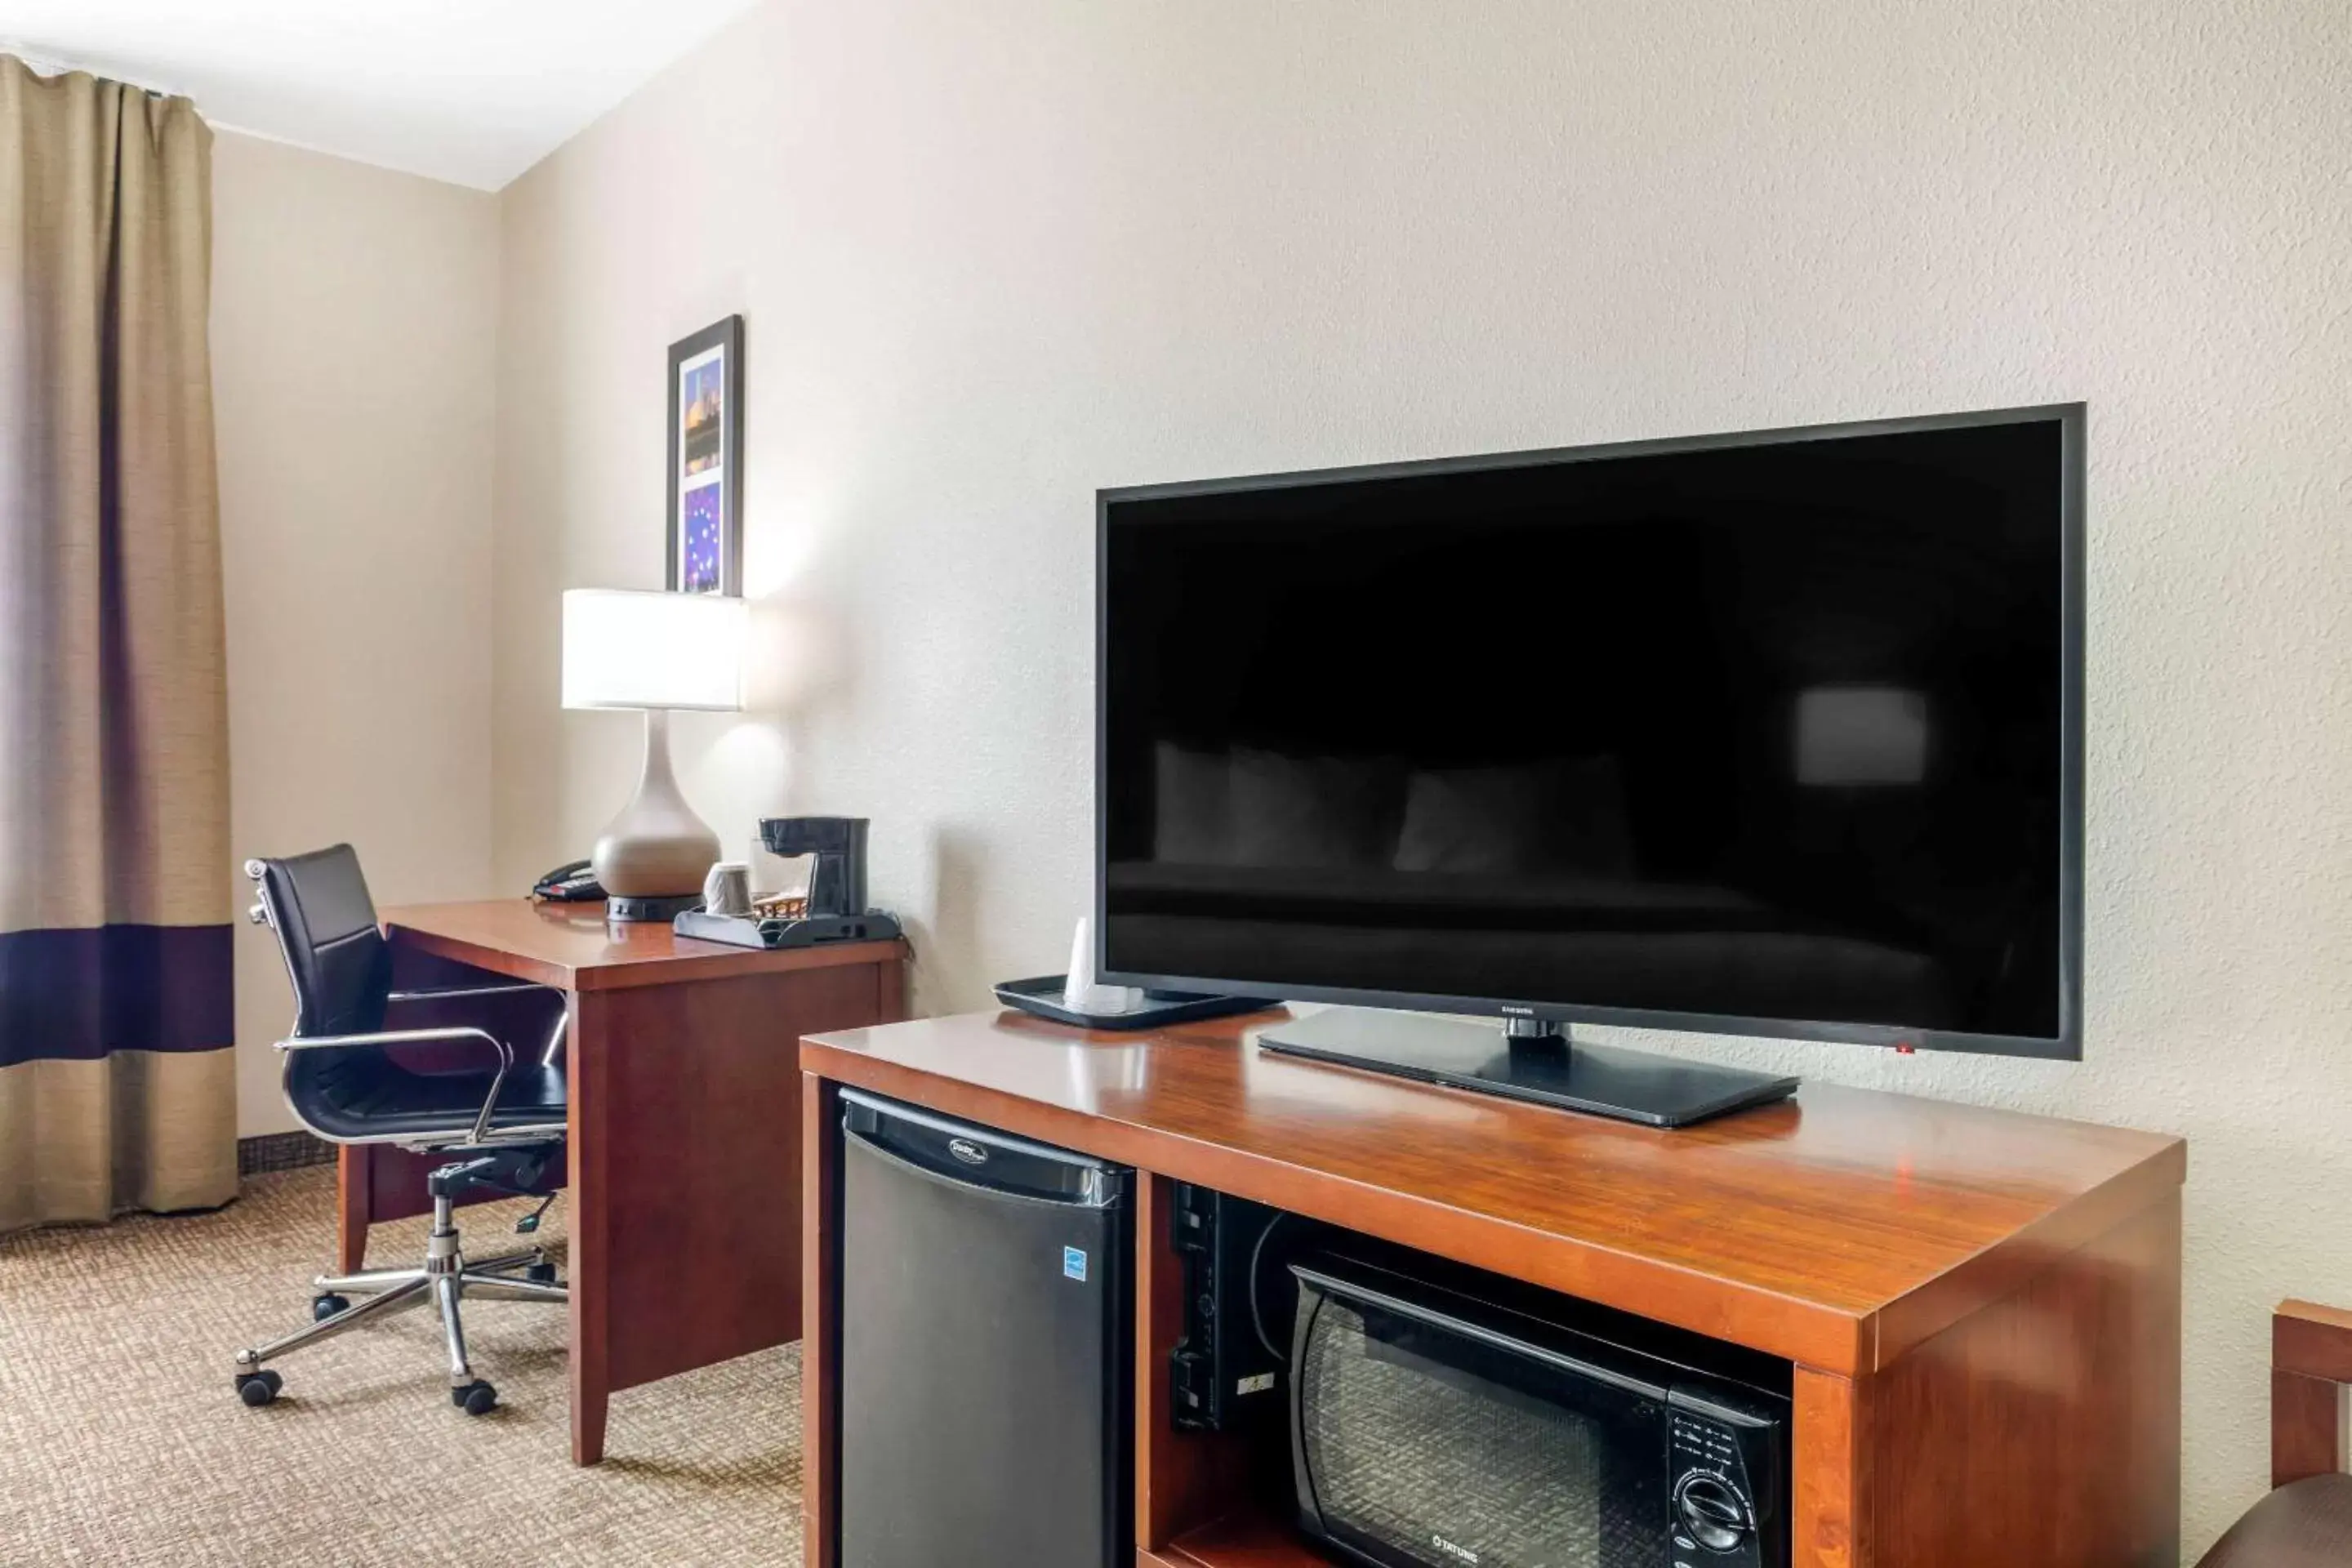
[0,56,234,1232]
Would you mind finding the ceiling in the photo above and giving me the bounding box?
[1,0,766,190]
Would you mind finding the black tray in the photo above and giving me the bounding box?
[992,974,1271,1032]
[675,907,902,951]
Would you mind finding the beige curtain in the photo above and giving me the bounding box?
[0,56,235,1232]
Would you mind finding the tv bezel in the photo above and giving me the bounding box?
[1095,403,2087,1062]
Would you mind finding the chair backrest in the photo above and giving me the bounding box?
[252,844,393,1037]
[250,845,395,1130]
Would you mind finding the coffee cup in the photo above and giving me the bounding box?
[702,861,753,917]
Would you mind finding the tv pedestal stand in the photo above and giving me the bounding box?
[800,1012,2185,1568]
[1257,1006,1800,1128]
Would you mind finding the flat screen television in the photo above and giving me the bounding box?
[1096,404,2084,1126]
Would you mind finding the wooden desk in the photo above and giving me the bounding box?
[800,1009,2185,1568]
[365,899,904,1464]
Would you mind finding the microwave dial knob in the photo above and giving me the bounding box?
[1674,1472,1750,1553]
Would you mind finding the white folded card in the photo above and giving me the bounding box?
[1064,917,1145,1014]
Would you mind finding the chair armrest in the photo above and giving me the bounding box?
[2278,1301,2352,1384]
[2274,1300,2352,1488]
[276,1025,512,1058]
[275,1026,517,1145]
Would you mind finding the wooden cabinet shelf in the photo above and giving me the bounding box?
[1140,1507,1334,1568]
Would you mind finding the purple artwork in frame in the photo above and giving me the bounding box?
[666,316,742,595]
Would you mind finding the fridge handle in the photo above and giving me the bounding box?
[844,1123,1127,1209]
[842,1087,1120,1174]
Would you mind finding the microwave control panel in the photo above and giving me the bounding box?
[1667,1387,1784,1568]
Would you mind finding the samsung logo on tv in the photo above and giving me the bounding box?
[1430,1535,1479,1565]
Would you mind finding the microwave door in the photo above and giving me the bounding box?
[1290,1266,1673,1568]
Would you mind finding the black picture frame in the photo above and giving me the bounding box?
[666,314,744,595]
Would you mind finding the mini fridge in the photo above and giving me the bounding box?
[836,1089,1132,1568]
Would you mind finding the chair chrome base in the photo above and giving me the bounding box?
[232,1189,565,1413]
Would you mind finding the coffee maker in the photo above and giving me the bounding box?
[672,816,902,950]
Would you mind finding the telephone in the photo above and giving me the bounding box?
[532,859,607,903]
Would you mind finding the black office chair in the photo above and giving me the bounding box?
[232,844,569,1415]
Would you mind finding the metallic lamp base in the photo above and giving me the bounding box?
[606,892,702,922]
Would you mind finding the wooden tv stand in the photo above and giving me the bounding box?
[799,1010,2184,1568]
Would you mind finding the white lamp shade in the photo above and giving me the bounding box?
[562,589,746,711]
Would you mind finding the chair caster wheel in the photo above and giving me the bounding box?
[235,1370,283,1407]
[524,1262,557,1285]
[312,1293,350,1321]
[452,1379,497,1415]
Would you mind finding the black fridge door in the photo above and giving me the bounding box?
[837,1089,1132,1568]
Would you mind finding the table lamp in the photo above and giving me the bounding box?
[562,588,747,920]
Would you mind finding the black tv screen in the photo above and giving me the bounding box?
[1098,407,2083,1057]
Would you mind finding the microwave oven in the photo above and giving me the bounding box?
[1290,1254,1788,1568]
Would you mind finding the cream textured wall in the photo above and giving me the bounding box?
[213,131,501,1136]
[489,0,2351,1554]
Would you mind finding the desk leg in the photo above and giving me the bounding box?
[568,988,611,1466]
[565,964,875,1468]
[336,1147,371,1274]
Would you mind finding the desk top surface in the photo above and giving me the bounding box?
[384,899,904,992]
[801,1009,2184,1374]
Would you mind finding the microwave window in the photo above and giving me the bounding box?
[1297,1294,1667,1566]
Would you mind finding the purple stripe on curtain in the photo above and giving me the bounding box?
[0,924,234,1067]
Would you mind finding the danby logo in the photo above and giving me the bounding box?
[947,1138,988,1166]
[1429,1535,1479,1565]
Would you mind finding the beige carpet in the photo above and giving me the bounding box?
[0,1166,803,1566]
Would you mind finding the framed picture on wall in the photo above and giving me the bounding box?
[666,314,743,595]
